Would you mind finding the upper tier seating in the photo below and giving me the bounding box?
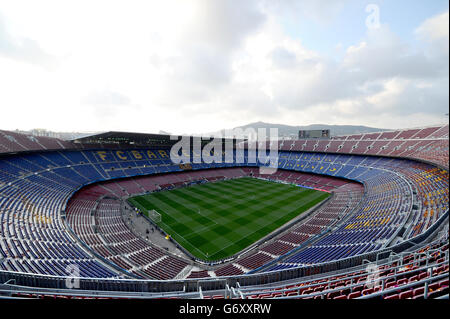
[278,124,449,168]
[0,130,73,153]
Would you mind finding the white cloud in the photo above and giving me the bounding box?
[0,13,57,69]
[415,10,449,62]
[263,0,349,26]
[0,1,448,134]
[416,11,449,41]
[81,90,131,106]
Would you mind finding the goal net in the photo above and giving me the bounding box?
[148,209,162,223]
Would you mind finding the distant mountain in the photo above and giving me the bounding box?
[202,122,388,138]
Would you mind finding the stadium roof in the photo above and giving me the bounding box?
[71,131,244,148]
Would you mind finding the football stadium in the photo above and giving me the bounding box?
[0,125,448,300]
[0,0,449,306]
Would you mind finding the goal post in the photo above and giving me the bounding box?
[148,209,161,223]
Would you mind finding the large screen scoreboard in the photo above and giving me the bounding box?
[298,129,330,139]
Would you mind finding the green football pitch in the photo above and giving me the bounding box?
[127,177,331,261]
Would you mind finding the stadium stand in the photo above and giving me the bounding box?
[0,124,448,299]
[280,124,449,168]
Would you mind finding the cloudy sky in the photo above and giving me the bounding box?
[0,0,448,135]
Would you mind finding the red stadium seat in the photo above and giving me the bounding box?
[399,290,413,299]
[348,291,362,299]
